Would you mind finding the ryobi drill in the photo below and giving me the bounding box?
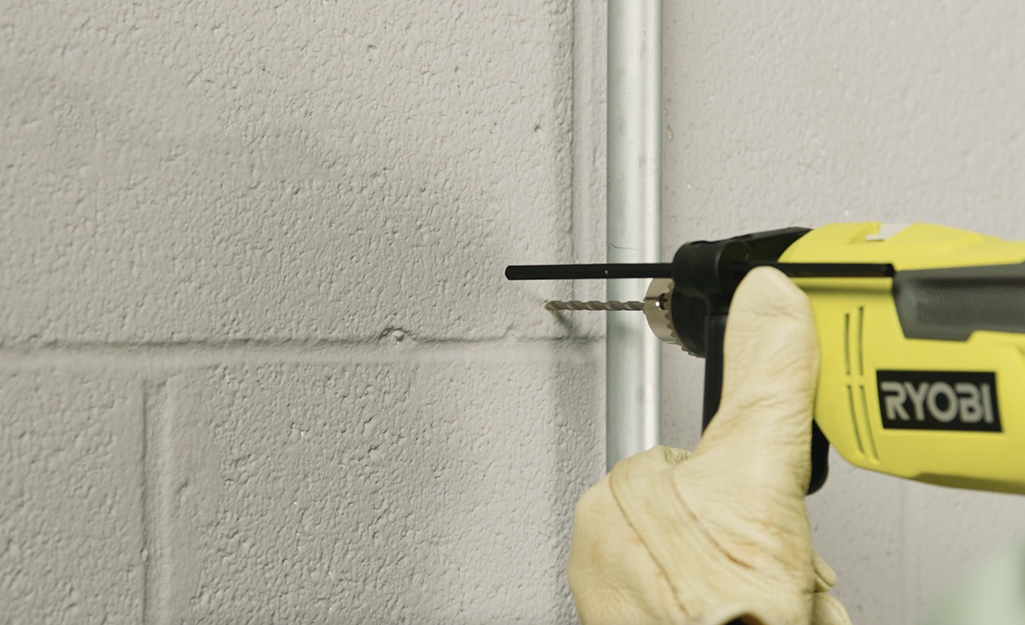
[507,222,1025,495]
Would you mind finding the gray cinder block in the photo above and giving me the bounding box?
[145,352,600,623]
[0,370,144,625]
[0,0,575,345]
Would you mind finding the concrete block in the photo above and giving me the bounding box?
[0,0,574,345]
[146,349,601,623]
[0,370,144,624]
[660,346,705,452]
[902,482,1025,623]
[663,2,1025,245]
[806,452,904,625]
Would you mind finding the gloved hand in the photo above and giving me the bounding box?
[568,267,853,625]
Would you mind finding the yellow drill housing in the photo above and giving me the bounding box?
[782,223,1025,493]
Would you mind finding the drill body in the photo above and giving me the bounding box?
[508,221,1025,494]
[782,223,1025,493]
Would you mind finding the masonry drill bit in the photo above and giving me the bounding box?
[543,300,644,311]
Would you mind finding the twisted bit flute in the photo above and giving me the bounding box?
[544,300,644,312]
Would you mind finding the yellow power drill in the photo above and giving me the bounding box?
[507,222,1025,495]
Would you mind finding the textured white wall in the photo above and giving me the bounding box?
[0,0,607,622]
[7,0,1025,623]
[662,3,1025,624]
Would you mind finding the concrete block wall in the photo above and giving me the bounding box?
[6,0,1025,623]
[0,0,607,622]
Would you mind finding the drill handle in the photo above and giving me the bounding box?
[701,314,728,430]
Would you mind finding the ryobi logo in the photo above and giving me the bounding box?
[876,371,1001,432]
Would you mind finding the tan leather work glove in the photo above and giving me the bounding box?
[568,267,852,625]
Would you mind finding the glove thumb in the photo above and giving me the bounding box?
[693,266,820,494]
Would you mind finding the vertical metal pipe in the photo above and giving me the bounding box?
[606,0,662,471]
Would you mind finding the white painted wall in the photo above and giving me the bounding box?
[0,0,606,622]
[662,3,1025,624]
[5,0,1025,623]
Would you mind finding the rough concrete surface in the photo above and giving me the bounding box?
[1,0,608,622]
[143,356,601,624]
[0,0,577,344]
[6,0,1025,623]
[0,370,145,624]
[902,482,1025,623]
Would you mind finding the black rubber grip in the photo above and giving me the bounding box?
[894,261,1025,341]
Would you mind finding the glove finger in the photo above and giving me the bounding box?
[812,592,854,625]
[610,444,692,475]
[694,267,819,493]
[813,551,838,592]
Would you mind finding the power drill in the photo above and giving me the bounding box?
[507,222,1025,495]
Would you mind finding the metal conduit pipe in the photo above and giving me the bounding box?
[606,0,662,471]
